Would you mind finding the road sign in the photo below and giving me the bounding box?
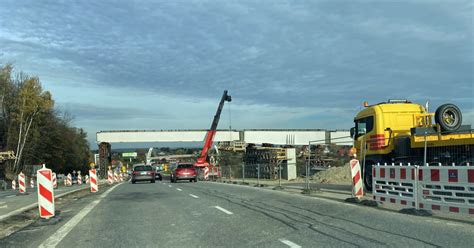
[89,162,96,168]
[122,152,137,158]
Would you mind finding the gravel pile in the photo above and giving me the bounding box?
[310,164,352,185]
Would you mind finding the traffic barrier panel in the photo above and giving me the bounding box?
[12,180,16,190]
[114,172,118,183]
[350,159,364,198]
[85,175,89,184]
[119,173,123,182]
[418,165,474,215]
[107,170,113,184]
[89,169,98,193]
[372,163,417,207]
[37,164,55,219]
[18,172,26,194]
[52,172,57,189]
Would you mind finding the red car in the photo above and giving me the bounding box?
[170,163,197,183]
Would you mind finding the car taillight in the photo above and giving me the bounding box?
[133,171,140,175]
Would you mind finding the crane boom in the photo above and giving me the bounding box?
[195,90,232,167]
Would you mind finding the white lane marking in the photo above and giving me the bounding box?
[38,183,121,248]
[0,205,7,209]
[6,195,15,198]
[189,194,199,199]
[279,239,301,248]
[177,188,182,191]
[168,185,172,188]
[214,206,233,215]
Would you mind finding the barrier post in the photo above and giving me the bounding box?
[52,172,57,189]
[18,172,26,194]
[30,177,35,189]
[107,169,113,184]
[67,173,72,186]
[12,180,16,190]
[37,164,55,219]
[77,171,82,185]
[350,159,364,198]
[89,169,98,193]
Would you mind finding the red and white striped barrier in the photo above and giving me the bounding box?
[350,159,364,198]
[67,173,72,186]
[52,172,57,189]
[119,173,123,182]
[203,167,209,181]
[85,175,89,184]
[372,164,417,207]
[373,163,474,216]
[89,169,98,193]
[37,164,55,219]
[114,172,119,183]
[18,172,26,194]
[12,180,16,190]
[418,166,474,215]
[77,173,82,185]
[108,170,113,184]
[30,177,35,189]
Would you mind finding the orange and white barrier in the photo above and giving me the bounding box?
[18,172,26,194]
[77,173,82,185]
[37,164,55,219]
[108,170,113,184]
[52,172,57,189]
[66,173,72,186]
[89,169,98,193]
[12,180,16,190]
[30,177,35,189]
[203,167,209,180]
[350,159,364,198]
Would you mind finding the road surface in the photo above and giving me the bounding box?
[1,180,473,247]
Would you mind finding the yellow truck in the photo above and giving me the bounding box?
[351,100,474,190]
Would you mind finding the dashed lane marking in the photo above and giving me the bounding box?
[168,185,172,188]
[6,195,15,198]
[38,183,122,248]
[214,206,233,215]
[189,194,199,199]
[279,239,301,248]
[177,188,182,191]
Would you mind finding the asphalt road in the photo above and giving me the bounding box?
[1,180,473,247]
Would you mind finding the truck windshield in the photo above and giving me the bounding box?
[354,116,374,138]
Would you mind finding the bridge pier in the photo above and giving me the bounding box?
[98,142,111,179]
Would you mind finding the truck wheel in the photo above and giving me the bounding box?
[435,104,462,132]
[363,161,374,191]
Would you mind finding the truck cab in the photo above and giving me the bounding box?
[351,100,473,190]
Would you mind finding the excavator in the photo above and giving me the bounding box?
[194,90,232,168]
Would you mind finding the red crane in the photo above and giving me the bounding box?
[194,90,232,167]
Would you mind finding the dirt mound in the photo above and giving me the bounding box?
[311,164,352,185]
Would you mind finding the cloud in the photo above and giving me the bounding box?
[0,0,472,145]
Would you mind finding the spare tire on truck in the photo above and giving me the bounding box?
[435,103,462,132]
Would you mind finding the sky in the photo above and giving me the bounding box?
[0,0,473,148]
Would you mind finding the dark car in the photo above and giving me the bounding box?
[132,165,155,184]
[170,163,197,183]
[154,165,163,181]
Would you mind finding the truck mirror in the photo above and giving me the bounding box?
[350,127,355,138]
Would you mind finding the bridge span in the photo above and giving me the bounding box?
[96,129,351,146]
